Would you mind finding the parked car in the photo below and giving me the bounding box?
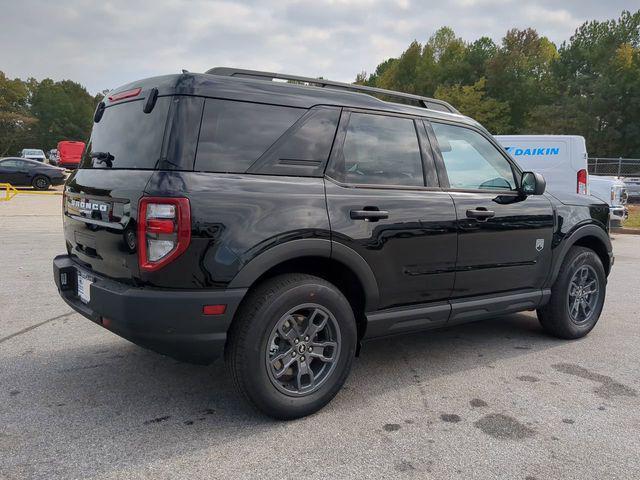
[57,141,86,169]
[0,157,66,189]
[623,177,640,202]
[53,68,613,419]
[49,149,60,166]
[589,175,628,227]
[495,135,589,195]
[20,148,47,163]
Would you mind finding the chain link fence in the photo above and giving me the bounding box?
[588,158,640,177]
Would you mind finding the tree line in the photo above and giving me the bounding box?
[356,10,640,158]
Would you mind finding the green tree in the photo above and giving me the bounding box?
[553,10,640,156]
[435,78,511,133]
[485,28,559,132]
[29,78,96,150]
[0,71,36,156]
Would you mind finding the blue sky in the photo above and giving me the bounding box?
[0,0,636,93]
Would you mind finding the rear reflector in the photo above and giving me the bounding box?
[203,305,226,315]
[108,88,142,102]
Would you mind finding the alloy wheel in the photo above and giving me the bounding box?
[567,264,599,324]
[265,304,341,396]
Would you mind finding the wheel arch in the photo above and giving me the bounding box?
[228,239,380,339]
[547,224,612,287]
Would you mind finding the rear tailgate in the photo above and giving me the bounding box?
[64,169,153,282]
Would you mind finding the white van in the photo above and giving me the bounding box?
[495,135,589,195]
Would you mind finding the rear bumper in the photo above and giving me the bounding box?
[53,255,247,364]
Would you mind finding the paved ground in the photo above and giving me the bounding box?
[1,194,639,480]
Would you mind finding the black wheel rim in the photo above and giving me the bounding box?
[35,178,47,188]
[567,265,599,324]
[265,303,341,396]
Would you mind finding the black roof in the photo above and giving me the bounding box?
[106,69,480,128]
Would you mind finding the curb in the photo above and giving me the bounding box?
[612,227,640,236]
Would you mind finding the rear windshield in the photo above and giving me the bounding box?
[81,97,170,169]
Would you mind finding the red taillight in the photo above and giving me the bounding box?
[138,197,191,272]
[108,87,142,102]
[577,169,588,194]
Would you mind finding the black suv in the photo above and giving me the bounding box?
[53,68,613,419]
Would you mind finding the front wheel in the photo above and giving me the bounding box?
[537,246,606,339]
[225,274,357,419]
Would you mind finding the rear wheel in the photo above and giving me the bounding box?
[32,175,50,190]
[226,274,357,419]
[537,246,606,339]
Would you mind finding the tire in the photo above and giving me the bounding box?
[225,273,357,419]
[537,246,606,339]
[32,175,50,190]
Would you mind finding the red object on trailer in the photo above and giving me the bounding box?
[57,140,86,169]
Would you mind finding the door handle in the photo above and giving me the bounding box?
[350,209,389,221]
[466,208,495,221]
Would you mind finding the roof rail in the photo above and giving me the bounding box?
[206,67,460,115]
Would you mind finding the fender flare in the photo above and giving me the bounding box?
[228,238,380,311]
[546,224,612,287]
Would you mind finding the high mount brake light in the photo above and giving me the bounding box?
[108,88,142,102]
[577,169,588,195]
[138,197,191,272]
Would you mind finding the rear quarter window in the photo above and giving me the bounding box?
[195,99,305,173]
[248,106,340,177]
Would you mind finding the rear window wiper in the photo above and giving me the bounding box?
[90,151,114,168]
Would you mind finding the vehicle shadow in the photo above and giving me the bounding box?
[3,311,563,478]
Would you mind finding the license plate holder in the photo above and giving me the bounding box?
[77,271,93,304]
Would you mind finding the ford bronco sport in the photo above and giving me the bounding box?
[53,68,613,419]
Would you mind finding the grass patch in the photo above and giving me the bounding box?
[626,204,640,228]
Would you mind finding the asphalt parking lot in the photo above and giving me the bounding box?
[1,194,639,480]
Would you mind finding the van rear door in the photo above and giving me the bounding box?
[57,141,86,168]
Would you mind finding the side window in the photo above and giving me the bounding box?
[249,107,340,177]
[195,99,305,173]
[1,160,19,168]
[332,112,423,186]
[431,122,516,191]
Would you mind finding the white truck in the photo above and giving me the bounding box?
[20,148,47,162]
[588,176,628,227]
[495,135,627,227]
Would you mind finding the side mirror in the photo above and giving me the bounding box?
[521,171,546,196]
